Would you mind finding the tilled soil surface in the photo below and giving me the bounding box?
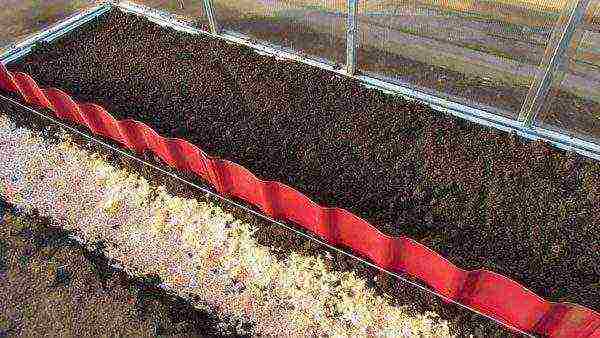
[5,8,600,311]
[0,199,248,337]
[1,99,520,337]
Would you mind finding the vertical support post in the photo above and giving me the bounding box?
[203,0,219,35]
[346,0,359,76]
[518,0,592,127]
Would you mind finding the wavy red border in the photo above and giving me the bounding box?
[1,64,598,337]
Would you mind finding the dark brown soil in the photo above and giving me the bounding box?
[0,97,520,337]
[5,8,599,312]
[0,199,249,337]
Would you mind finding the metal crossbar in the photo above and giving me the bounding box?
[519,0,594,126]
[202,0,219,35]
[346,0,359,76]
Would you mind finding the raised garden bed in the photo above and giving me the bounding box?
[0,107,520,336]
[4,7,599,313]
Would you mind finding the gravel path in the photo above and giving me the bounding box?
[6,8,599,311]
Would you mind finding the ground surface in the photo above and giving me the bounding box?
[0,100,519,336]
[0,200,245,337]
[0,0,97,50]
[5,8,599,312]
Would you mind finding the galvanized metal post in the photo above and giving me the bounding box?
[518,0,592,127]
[203,0,219,35]
[346,0,359,76]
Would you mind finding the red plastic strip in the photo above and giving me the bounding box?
[1,63,599,337]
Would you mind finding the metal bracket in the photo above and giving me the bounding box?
[518,0,593,127]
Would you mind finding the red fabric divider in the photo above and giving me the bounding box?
[1,64,599,337]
